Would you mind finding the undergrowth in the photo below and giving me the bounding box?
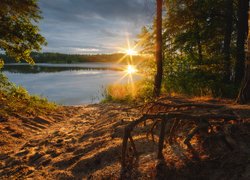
[102,73,238,104]
[101,79,155,103]
[0,73,57,117]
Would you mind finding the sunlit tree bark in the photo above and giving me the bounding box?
[153,0,163,97]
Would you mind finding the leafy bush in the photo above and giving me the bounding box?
[164,69,239,98]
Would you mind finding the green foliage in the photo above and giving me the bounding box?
[135,0,241,99]
[0,0,46,65]
[164,69,238,97]
[136,26,155,55]
[0,59,3,69]
[0,73,56,116]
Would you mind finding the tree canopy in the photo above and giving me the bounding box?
[0,0,46,68]
[137,0,249,99]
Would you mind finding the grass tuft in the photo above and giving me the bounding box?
[101,79,154,103]
[0,73,57,117]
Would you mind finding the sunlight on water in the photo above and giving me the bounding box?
[74,71,101,75]
[3,63,140,105]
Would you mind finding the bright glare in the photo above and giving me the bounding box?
[126,65,137,74]
[126,49,137,56]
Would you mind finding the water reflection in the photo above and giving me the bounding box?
[3,63,122,74]
[3,63,139,105]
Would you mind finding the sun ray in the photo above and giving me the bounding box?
[126,65,137,74]
[114,71,129,84]
[112,34,145,96]
[116,54,128,64]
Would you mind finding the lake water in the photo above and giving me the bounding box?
[2,63,140,105]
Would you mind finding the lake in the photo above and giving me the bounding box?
[2,63,140,105]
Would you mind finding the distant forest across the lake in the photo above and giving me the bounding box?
[0,52,148,64]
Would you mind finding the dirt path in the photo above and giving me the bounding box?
[0,99,250,179]
[0,103,141,179]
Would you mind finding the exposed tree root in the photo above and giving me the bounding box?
[143,102,225,113]
[146,119,159,142]
[120,100,239,176]
[157,118,166,159]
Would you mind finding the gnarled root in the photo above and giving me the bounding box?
[146,119,160,142]
[121,101,239,176]
[121,114,237,166]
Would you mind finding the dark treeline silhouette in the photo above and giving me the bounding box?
[0,52,147,64]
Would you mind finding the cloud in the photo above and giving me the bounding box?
[73,48,100,53]
[38,0,155,54]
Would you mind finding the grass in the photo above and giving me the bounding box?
[0,73,57,117]
[101,78,232,104]
[101,79,154,103]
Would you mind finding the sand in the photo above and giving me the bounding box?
[0,98,250,179]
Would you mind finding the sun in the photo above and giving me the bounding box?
[126,49,138,56]
[125,65,138,74]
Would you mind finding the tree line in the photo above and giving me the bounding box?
[0,1,146,66]
[0,52,146,64]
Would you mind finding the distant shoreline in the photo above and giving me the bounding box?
[0,52,149,64]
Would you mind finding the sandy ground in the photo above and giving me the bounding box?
[0,99,250,179]
[0,103,140,179]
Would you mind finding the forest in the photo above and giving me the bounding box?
[135,0,249,101]
[0,52,147,64]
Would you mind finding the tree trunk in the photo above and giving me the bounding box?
[237,8,250,104]
[197,32,203,65]
[194,20,203,65]
[223,0,233,82]
[153,0,163,97]
[235,0,249,84]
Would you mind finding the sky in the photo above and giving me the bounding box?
[38,0,155,54]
